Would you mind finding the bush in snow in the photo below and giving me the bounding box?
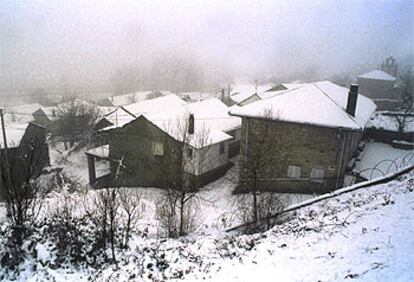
[235,192,288,234]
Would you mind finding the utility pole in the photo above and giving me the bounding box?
[0,108,10,166]
[0,109,2,192]
[0,108,12,190]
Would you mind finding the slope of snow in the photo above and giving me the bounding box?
[5,171,412,281]
[207,176,413,281]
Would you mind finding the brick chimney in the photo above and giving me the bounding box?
[188,114,194,134]
[346,84,359,117]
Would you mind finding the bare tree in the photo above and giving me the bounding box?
[83,188,119,264]
[237,109,286,232]
[394,69,414,137]
[0,137,49,243]
[127,93,137,104]
[119,188,145,248]
[56,94,101,148]
[156,115,210,237]
[146,91,163,100]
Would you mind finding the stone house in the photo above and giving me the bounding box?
[0,122,49,190]
[357,70,397,110]
[94,94,188,146]
[86,98,241,188]
[230,81,377,194]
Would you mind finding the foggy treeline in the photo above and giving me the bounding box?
[0,0,413,103]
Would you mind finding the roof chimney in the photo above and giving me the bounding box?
[188,114,194,134]
[346,84,359,117]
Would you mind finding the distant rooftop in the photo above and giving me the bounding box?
[358,70,396,81]
[102,94,188,130]
[144,98,241,148]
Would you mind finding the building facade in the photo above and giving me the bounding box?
[230,81,376,194]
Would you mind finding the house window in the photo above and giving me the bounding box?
[187,148,193,159]
[152,141,164,156]
[310,168,325,183]
[287,165,301,179]
[219,143,226,154]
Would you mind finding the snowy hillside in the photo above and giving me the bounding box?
[1,170,412,281]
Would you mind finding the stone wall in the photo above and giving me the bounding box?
[239,117,362,194]
[357,77,396,100]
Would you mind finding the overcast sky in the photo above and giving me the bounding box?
[0,0,413,92]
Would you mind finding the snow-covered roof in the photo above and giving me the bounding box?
[37,106,59,121]
[0,122,29,149]
[10,103,42,115]
[143,98,241,148]
[109,91,153,107]
[230,81,377,130]
[85,145,109,159]
[100,108,135,128]
[123,94,187,116]
[230,83,273,104]
[102,94,188,130]
[358,70,396,81]
[280,83,305,90]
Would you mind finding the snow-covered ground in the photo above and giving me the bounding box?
[353,142,414,180]
[2,169,412,281]
[49,142,111,187]
[1,139,414,281]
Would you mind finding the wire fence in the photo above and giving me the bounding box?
[356,152,414,181]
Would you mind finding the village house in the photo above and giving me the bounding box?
[0,122,50,191]
[230,81,377,194]
[86,98,241,188]
[357,70,397,110]
[32,106,60,131]
[94,94,188,146]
